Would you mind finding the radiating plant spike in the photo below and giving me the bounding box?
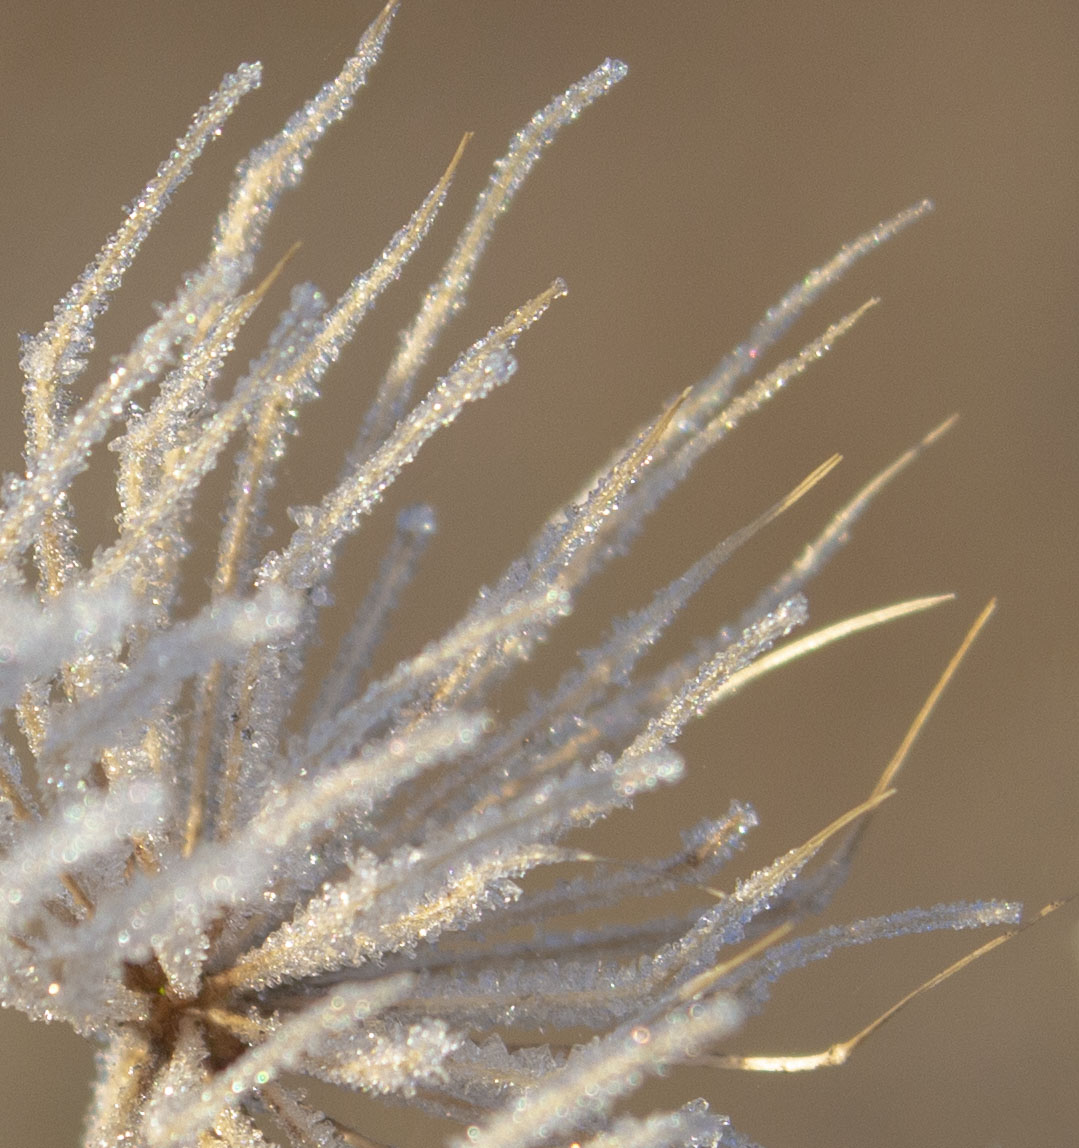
[0,7,1036,1148]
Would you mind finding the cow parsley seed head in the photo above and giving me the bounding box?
[0,6,1020,1148]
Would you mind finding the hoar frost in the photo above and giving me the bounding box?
[0,4,1021,1147]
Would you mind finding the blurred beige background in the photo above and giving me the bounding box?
[1,3,1076,1146]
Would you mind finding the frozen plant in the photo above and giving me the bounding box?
[0,5,1023,1147]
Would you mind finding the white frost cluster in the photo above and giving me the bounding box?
[1,5,1018,1147]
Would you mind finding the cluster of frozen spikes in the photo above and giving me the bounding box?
[0,5,1019,1147]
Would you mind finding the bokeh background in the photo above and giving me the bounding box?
[1,3,1075,1146]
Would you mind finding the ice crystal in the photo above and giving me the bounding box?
[1,5,1020,1147]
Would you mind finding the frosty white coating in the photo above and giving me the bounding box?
[0,5,1018,1147]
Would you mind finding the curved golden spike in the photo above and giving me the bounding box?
[700,900,1068,1072]
[871,597,997,799]
[833,598,997,869]
[706,593,955,710]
